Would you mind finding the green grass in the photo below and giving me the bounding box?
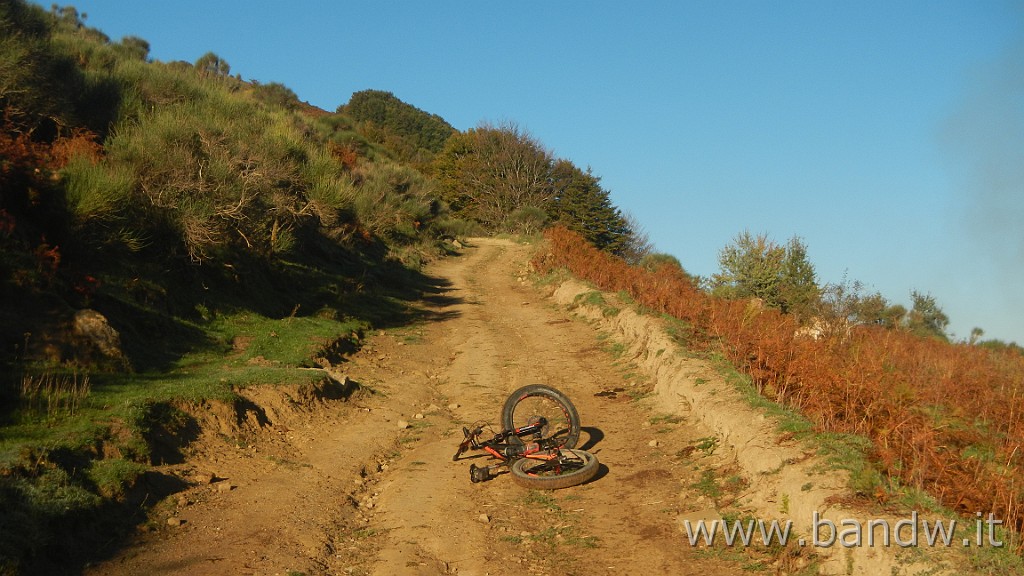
[524,490,562,511]
[510,491,600,550]
[692,468,722,501]
[649,413,685,425]
[86,458,150,498]
[574,290,621,317]
[3,310,364,450]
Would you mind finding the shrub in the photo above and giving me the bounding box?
[537,226,1024,548]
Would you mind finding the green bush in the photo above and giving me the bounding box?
[353,161,439,242]
[62,155,133,222]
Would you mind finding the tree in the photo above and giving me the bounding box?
[432,122,553,230]
[619,211,653,264]
[195,52,229,77]
[49,4,85,28]
[547,160,632,255]
[778,236,820,318]
[816,275,907,331]
[905,290,949,341]
[712,230,819,315]
[713,230,785,305]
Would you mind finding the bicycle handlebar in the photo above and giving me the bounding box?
[452,426,483,461]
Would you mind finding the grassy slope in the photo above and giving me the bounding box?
[0,4,462,573]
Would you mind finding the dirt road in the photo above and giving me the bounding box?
[85,238,759,576]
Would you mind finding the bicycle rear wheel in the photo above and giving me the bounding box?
[510,449,599,490]
[501,384,580,449]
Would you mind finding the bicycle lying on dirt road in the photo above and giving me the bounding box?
[452,384,599,490]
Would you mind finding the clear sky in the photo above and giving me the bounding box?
[36,1,1024,344]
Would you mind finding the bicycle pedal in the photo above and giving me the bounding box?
[469,464,491,483]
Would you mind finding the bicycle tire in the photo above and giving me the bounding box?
[501,384,581,449]
[510,449,599,490]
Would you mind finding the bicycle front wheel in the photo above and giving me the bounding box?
[501,384,580,449]
[510,449,599,490]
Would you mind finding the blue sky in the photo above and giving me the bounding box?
[40,1,1023,343]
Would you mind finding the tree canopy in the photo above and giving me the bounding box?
[433,122,554,230]
[711,230,819,317]
[339,89,455,163]
[195,51,230,77]
[432,122,643,256]
[906,290,950,341]
[547,160,633,256]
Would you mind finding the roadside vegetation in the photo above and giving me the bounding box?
[536,225,1024,560]
[1,1,1021,573]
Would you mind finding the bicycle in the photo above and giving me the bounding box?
[452,384,599,490]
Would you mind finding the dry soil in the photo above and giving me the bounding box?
[83,238,841,575]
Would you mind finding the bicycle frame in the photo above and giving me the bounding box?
[453,418,565,483]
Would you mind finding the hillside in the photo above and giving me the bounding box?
[3,3,1024,574]
[1,1,643,373]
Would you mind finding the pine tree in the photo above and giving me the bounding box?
[548,160,631,255]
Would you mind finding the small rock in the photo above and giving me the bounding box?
[166,517,183,527]
[478,513,491,523]
[448,403,460,410]
[414,413,425,419]
[216,482,234,493]
[426,404,441,413]
[648,439,661,447]
[397,420,411,429]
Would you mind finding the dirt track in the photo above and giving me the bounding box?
[84,238,779,576]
